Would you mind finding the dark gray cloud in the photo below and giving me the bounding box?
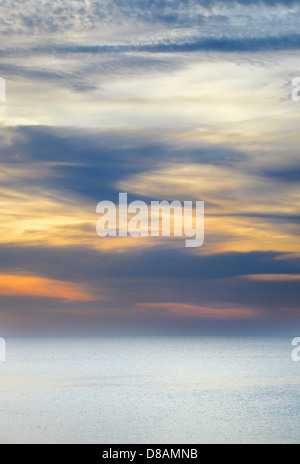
[0,124,299,335]
[0,125,247,202]
[0,243,298,284]
[0,243,299,336]
[8,33,300,56]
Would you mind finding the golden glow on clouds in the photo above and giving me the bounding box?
[203,216,300,255]
[118,163,300,216]
[118,163,300,255]
[1,55,299,258]
[0,178,170,252]
[0,274,95,301]
[0,54,299,318]
[1,160,299,257]
[0,1,300,335]
[0,179,95,248]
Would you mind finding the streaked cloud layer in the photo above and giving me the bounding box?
[0,0,299,334]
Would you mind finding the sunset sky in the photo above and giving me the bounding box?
[0,0,300,335]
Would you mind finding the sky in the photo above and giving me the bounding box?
[0,0,300,335]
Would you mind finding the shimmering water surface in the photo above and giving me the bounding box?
[0,337,299,444]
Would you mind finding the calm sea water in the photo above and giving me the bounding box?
[0,337,299,444]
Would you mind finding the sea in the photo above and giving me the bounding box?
[0,337,299,444]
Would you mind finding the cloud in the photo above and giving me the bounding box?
[0,1,299,334]
[1,0,300,37]
[137,302,259,319]
[6,33,300,57]
[0,240,299,334]
[44,34,300,54]
[0,124,299,258]
[118,161,300,254]
[241,274,300,281]
[0,273,95,301]
[1,0,299,109]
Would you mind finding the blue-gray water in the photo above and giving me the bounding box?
[0,337,299,444]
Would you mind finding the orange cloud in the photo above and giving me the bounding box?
[0,274,95,302]
[241,274,300,282]
[137,302,257,320]
[117,162,300,256]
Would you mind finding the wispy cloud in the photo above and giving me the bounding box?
[242,274,300,281]
[137,302,258,320]
[0,0,299,334]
